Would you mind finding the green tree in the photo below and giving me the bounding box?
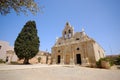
[115,55,120,65]
[0,0,40,15]
[14,21,40,64]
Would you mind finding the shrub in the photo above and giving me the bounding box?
[0,59,5,63]
[10,61,18,64]
[106,55,120,65]
[114,56,120,65]
[96,58,114,68]
[10,61,22,65]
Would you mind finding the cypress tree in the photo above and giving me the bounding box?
[14,21,40,64]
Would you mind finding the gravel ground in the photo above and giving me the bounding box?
[0,64,120,80]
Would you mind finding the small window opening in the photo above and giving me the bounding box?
[58,43,61,45]
[58,50,60,53]
[76,38,79,40]
[77,48,80,50]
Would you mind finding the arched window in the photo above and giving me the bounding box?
[0,45,1,49]
[67,29,72,38]
[64,31,66,34]
[68,29,71,33]
[58,50,60,53]
[64,31,67,38]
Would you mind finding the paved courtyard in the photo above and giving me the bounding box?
[0,64,120,80]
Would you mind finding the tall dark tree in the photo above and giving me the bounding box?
[14,21,40,64]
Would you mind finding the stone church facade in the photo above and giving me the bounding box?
[52,22,105,66]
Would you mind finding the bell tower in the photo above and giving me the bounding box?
[62,22,74,39]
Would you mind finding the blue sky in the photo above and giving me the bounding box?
[0,0,120,55]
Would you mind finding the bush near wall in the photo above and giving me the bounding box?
[106,55,120,65]
[96,58,114,69]
[10,61,23,65]
[112,56,120,65]
[115,56,120,65]
[0,59,5,63]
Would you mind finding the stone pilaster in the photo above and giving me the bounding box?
[70,58,75,65]
[81,58,90,66]
[60,59,64,65]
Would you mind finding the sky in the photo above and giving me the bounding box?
[0,0,120,55]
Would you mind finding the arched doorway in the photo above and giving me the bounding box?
[6,56,8,62]
[57,55,61,64]
[76,54,81,64]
